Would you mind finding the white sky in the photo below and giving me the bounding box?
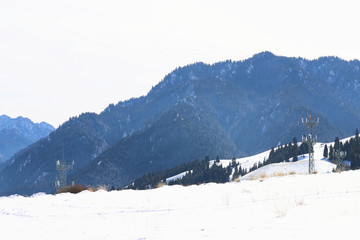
[1,0,360,127]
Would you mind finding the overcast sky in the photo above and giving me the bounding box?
[1,0,360,127]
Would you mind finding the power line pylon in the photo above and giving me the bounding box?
[333,149,347,171]
[302,115,319,174]
[55,146,74,191]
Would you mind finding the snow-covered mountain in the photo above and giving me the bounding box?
[2,52,360,196]
[0,115,54,163]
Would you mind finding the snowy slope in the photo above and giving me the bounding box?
[171,138,345,183]
[241,158,336,180]
[211,149,270,170]
[166,171,191,184]
[241,142,336,180]
[1,170,360,239]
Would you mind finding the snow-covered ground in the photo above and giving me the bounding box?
[1,138,358,239]
[1,170,360,240]
[210,141,340,181]
[241,158,336,180]
[166,171,191,184]
[241,142,337,180]
[211,149,271,171]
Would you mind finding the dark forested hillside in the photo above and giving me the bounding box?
[73,101,240,188]
[2,52,360,195]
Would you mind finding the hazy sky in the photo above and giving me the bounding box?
[1,0,360,127]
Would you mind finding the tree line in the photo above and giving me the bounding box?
[124,155,253,190]
[124,137,308,190]
[323,129,360,170]
[123,130,360,190]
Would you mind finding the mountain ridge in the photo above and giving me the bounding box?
[1,51,360,195]
[0,115,54,164]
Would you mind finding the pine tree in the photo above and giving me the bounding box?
[216,155,220,163]
[323,144,328,158]
[329,145,334,160]
[340,141,344,151]
[299,142,309,155]
[250,163,258,172]
[231,157,237,167]
[351,154,360,169]
[334,137,340,151]
[269,147,275,160]
[292,137,299,162]
[292,153,298,162]
[292,137,298,147]
[205,155,210,162]
[233,166,239,180]
[356,128,359,144]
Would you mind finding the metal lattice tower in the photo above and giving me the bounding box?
[302,116,319,174]
[333,149,347,171]
[55,146,74,190]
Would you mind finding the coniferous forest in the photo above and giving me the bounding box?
[125,156,246,190]
[125,137,312,190]
[263,137,309,165]
[323,129,360,169]
[125,130,360,190]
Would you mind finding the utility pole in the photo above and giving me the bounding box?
[55,145,74,191]
[302,115,319,174]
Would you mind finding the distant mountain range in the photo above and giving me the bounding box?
[0,115,54,164]
[1,51,360,196]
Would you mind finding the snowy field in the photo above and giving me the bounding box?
[1,138,358,239]
[1,170,360,240]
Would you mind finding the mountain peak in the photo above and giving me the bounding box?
[0,115,55,163]
[252,51,276,59]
